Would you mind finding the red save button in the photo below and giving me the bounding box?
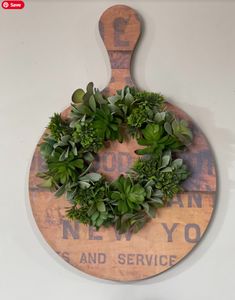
[2,1,25,9]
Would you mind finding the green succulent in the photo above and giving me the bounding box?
[134,90,165,111]
[110,175,146,214]
[133,150,190,202]
[47,154,84,184]
[136,123,177,155]
[155,156,190,201]
[72,122,103,152]
[171,119,193,146]
[66,179,114,229]
[93,104,122,140]
[136,118,192,155]
[47,113,70,141]
[127,102,150,128]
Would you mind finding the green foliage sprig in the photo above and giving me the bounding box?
[38,83,193,234]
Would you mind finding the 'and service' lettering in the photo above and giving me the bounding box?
[78,252,177,267]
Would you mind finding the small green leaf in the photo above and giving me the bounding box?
[87,205,96,217]
[55,184,66,197]
[142,202,149,213]
[125,92,134,104]
[128,184,146,204]
[97,202,106,212]
[72,145,78,156]
[61,135,70,143]
[154,112,166,123]
[160,152,171,168]
[148,206,157,218]
[79,181,90,189]
[145,180,155,188]
[111,191,120,201]
[152,190,163,197]
[89,95,96,111]
[80,172,102,182]
[172,158,183,168]
[146,185,152,198]
[86,82,94,94]
[172,119,178,132]
[121,87,125,99]
[83,152,94,163]
[91,211,99,222]
[118,200,128,214]
[77,104,92,115]
[72,88,85,103]
[122,105,128,115]
[108,95,120,104]
[94,90,107,104]
[59,149,68,161]
[164,122,172,135]
[135,147,152,155]
[96,216,104,227]
[39,178,53,188]
[72,159,84,169]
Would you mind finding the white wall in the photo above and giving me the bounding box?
[1,0,235,299]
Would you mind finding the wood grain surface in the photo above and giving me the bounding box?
[29,5,217,281]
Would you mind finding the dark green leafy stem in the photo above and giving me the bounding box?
[37,83,193,234]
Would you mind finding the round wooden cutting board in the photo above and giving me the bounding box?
[29,5,217,281]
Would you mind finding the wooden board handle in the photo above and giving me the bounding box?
[99,5,141,95]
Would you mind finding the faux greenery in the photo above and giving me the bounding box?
[38,83,193,234]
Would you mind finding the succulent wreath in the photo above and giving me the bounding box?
[38,83,193,234]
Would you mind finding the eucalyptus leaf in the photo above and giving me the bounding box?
[96,216,104,227]
[97,202,106,212]
[160,151,171,168]
[89,95,96,111]
[108,95,120,104]
[125,92,134,104]
[83,152,94,163]
[86,82,94,94]
[94,89,107,104]
[91,211,99,222]
[172,158,183,168]
[78,181,91,189]
[152,190,163,197]
[154,112,166,123]
[55,184,66,197]
[164,122,172,135]
[59,148,68,161]
[80,172,102,182]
